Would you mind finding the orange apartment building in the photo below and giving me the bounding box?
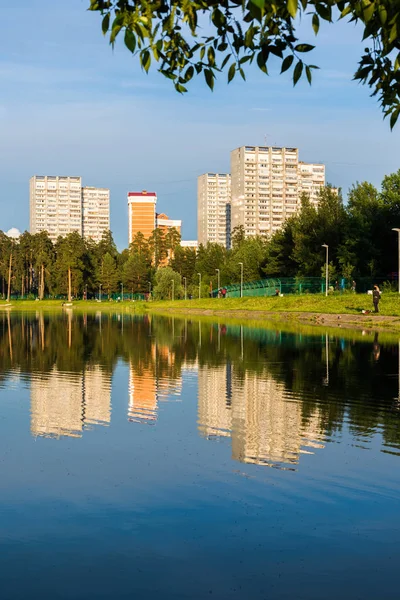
[128,190,157,244]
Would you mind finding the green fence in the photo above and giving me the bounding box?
[213,276,395,298]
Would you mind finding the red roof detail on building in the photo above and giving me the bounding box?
[128,191,157,197]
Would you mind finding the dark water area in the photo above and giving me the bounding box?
[0,312,399,599]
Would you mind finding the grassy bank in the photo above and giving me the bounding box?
[147,292,400,316]
[0,299,145,313]
[1,293,399,315]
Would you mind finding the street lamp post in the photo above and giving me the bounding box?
[215,268,220,294]
[238,262,243,298]
[392,229,400,293]
[183,276,187,300]
[171,279,175,301]
[322,244,329,297]
[198,272,201,299]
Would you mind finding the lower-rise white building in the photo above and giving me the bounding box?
[30,175,110,243]
[82,187,110,242]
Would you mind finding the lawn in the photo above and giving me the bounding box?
[147,292,400,317]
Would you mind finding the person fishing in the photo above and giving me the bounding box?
[372,285,381,313]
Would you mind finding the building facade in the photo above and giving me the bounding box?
[155,213,182,237]
[82,187,110,242]
[128,191,157,245]
[197,173,231,247]
[298,162,326,206]
[30,176,110,243]
[30,176,83,241]
[180,240,198,250]
[230,146,326,237]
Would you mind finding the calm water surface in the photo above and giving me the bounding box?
[0,312,399,599]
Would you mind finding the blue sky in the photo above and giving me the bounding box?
[1,0,399,248]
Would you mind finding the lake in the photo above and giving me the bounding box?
[0,311,399,599]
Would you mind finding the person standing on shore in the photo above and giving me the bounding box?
[372,285,381,313]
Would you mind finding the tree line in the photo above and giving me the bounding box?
[1,169,400,300]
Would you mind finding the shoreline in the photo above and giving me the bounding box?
[147,306,400,333]
[1,298,400,334]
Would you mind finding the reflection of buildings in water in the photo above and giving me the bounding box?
[198,365,325,468]
[128,364,158,424]
[30,366,111,439]
[84,365,112,427]
[198,363,232,438]
[128,345,183,424]
[31,368,84,438]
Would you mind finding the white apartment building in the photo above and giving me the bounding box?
[230,146,326,237]
[197,173,231,247]
[180,240,198,250]
[82,187,110,243]
[30,176,83,241]
[30,176,110,243]
[298,162,326,206]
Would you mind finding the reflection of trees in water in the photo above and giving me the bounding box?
[0,313,399,453]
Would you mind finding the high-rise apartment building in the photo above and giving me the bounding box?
[197,173,231,246]
[82,187,110,242]
[298,162,326,206]
[128,190,157,244]
[30,176,83,241]
[230,146,326,237]
[30,176,110,243]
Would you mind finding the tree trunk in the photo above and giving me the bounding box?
[21,275,24,299]
[68,267,72,302]
[39,263,45,300]
[7,252,12,302]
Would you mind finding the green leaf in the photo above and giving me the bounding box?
[257,51,268,74]
[305,65,312,84]
[378,5,387,25]
[363,2,375,23]
[124,29,136,53]
[141,50,151,73]
[281,54,294,73]
[390,108,399,130]
[312,13,320,34]
[208,46,215,67]
[316,3,332,21]
[175,83,188,93]
[295,43,315,53]
[200,46,205,60]
[221,53,232,69]
[239,67,246,81]
[363,2,375,22]
[228,63,236,83]
[293,60,303,85]
[184,65,194,82]
[102,14,110,35]
[389,23,397,44]
[250,0,266,9]
[287,0,298,19]
[204,68,214,90]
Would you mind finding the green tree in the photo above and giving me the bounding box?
[123,253,150,294]
[89,0,400,125]
[170,246,197,280]
[33,232,54,299]
[149,228,168,268]
[153,267,183,299]
[99,252,119,298]
[55,232,88,301]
